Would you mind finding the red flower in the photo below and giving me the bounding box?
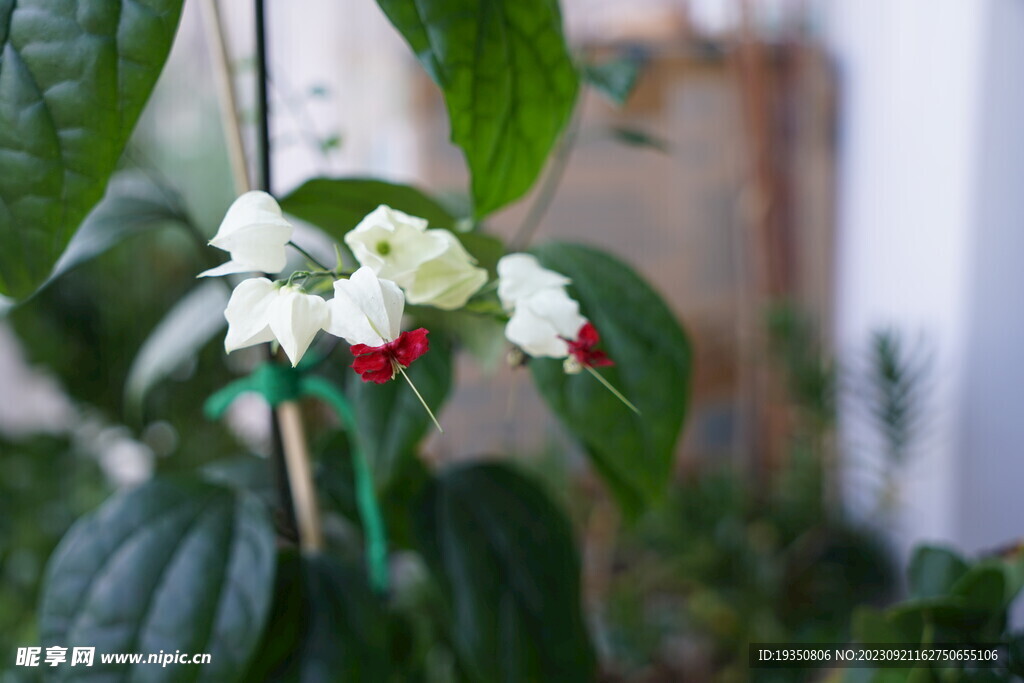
[351,328,430,384]
[564,322,614,368]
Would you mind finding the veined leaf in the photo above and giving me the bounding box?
[0,0,185,298]
[39,477,276,682]
[529,242,692,518]
[415,462,596,681]
[279,177,457,234]
[375,0,579,218]
[124,279,229,419]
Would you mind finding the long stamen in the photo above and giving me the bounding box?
[397,364,444,433]
[585,365,641,416]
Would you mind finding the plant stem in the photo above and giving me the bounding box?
[510,97,584,250]
[288,241,332,272]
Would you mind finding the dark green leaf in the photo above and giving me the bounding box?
[43,173,191,291]
[908,545,969,600]
[279,177,458,236]
[609,126,671,153]
[415,462,596,682]
[375,0,579,218]
[349,332,453,489]
[124,279,229,419]
[0,0,186,298]
[250,553,393,682]
[529,242,692,517]
[583,55,643,106]
[39,477,276,682]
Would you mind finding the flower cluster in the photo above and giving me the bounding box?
[204,194,441,382]
[204,194,616,389]
[496,253,613,374]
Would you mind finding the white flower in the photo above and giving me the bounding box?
[200,191,293,277]
[326,266,405,347]
[497,254,586,358]
[345,205,487,310]
[497,253,572,309]
[224,278,328,366]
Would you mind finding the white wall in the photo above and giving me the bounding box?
[829,0,1024,558]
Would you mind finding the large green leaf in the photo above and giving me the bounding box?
[279,177,457,233]
[39,477,276,682]
[375,0,579,218]
[0,0,185,298]
[124,279,229,419]
[414,462,596,682]
[247,553,394,682]
[43,173,192,292]
[908,545,969,600]
[349,331,453,489]
[529,242,692,517]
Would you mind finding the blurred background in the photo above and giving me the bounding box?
[3,0,1024,680]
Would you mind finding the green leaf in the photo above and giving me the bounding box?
[249,553,394,682]
[42,173,191,292]
[39,477,277,682]
[279,177,458,235]
[609,126,671,153]
[908,545,969,600]
[349,332,453,489]
[0,0,186,298]
[415,462,596,682]
[375,0,579,218]
[529,242,692,517]
[124,279,229,419]
[583,55,643,106]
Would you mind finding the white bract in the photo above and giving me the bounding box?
[497,254,586,358]
[345,205,487,310]
[224,278,328,366]
[200,191,294,277]
[326,266,404,347]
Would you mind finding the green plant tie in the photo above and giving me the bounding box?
[204,362,390,594]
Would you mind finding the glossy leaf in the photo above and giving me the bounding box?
[248,553,394,682]
[0,0,186,298]
[908,545,968,600]
[414,462,596,682]
[529,242,692,517]
[43,173,192,292]
[39,477,276,682]
[375,0,579,218]
[279,177,457,234]
[348,332,453,489]
[124,279,229,419]
[583,55,643,106]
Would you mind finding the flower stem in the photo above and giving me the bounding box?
[586,365,641,416]
[288,240,333,272]
[397,365,444,433]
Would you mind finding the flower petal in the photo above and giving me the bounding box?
[327,267,405,346]
[224,278,277,353]
[268,286,328,366]
[404,231,488,310]
[392,328,430,367]
[497,253,572,309]
[208,191,293,274]
[345,205,444,283]
[351,347,395,384]
[504,288,586,358]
